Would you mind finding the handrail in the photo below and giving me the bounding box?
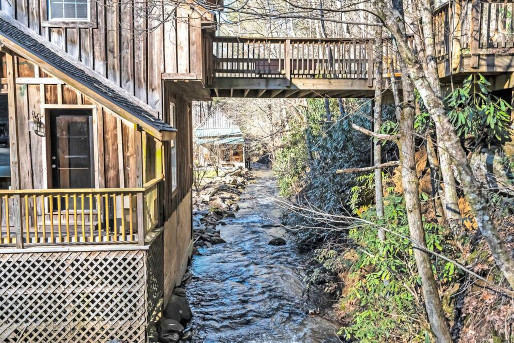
[213,36,375,43]
[143,176,164,190]
[0,187,145,195]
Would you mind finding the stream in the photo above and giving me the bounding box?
[186,167,341,342]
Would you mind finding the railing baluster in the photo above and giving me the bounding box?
[57,195,62,242]
[104,193,110,241]
[129,193,133,241]
[74,194,78,242]
[121,194,126,241]
[0,195,3,244]
[5,196,9,244]
[24,195,29,244]
[33,195,38,243]
[81,194,86,242]
[113,194,117,242]
[41,195,46,243]
[97,194,102,242]
[49,195,54,243]
[89,194,93,243]
[65,194,70,243]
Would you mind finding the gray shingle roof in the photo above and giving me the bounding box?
[0,14,175,133]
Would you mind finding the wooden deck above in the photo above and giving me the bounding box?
[189,0,514,99]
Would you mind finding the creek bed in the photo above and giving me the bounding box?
[186,167,341,342]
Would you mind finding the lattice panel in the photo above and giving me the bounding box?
[0,250,148,343]
[147,233,164,325]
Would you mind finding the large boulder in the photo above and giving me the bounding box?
[163,294,192,324]
[268,237,286,246]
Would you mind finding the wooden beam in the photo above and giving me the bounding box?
[469,0,480,69]
[243,88,250,97]
[6,53,23,248]
[162,72,199,80]
[117,119,125,188]
[270,89,283,98]
[284,89,300,98]
[257,89,266,98]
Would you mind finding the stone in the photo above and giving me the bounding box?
[159,332,180,343]
[181,329,193,341]
[164,294,192,324]
[148,325,159,342]
[210,236,226,244]
[223,211,236,218]
[268,237,286,246]
[160,318,184,334]
[173,287,186,297]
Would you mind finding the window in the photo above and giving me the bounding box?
[171,140,177,192]
[48,0,89,21]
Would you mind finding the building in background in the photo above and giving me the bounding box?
[195,112,248,168]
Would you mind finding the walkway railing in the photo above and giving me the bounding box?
[0,178,163,247]
[213,37,382,84]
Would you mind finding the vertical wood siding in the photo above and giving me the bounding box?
[1,1,204,116]
[10,55,140,190]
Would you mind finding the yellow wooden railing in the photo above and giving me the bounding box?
[0,178,163,247]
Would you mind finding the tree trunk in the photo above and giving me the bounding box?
[374,27,385,241]
[396,68,453,343]
[416,0,463,233]
[425,132,447,225]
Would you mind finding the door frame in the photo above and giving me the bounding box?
[41,105,98,190]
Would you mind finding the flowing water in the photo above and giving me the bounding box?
[186,167,341,343]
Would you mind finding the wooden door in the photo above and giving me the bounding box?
[50,109,94,190]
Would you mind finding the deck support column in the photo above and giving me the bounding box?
[470,0,480,68]
[285,39,291,83]
[6,53,23,248]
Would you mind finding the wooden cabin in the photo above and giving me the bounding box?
[0,0,215,341]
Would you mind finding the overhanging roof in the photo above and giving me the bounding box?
[0,13,176,141]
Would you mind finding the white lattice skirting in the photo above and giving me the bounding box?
[0,247,162,343]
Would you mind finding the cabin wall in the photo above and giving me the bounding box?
[7,53,141,190]
[0,0,206,117]
[162,189,192,304]
[163,82,193,217]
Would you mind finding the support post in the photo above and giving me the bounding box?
[137,192,145,245]
[6,53,23,248]
[470,0,480,68]
[284,39,291,82]
[451,0,462,71]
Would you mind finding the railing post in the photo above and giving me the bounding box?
[6,53,23,248]
[285,39,291,81]
[137,192,145,245]
[470,0,480,68]
[451,0,462,71]
[14,195,23,248]
[367,39,374,87]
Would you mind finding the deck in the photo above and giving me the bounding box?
[0,177,162,248]
[196,0,514,99]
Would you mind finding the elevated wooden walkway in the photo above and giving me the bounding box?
[195,0,514,99]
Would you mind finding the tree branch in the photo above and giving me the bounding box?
[351,123,397,141]
[336,161,400,174]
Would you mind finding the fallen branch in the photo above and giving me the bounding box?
[336,160,400,174]
[351,123,397,141]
